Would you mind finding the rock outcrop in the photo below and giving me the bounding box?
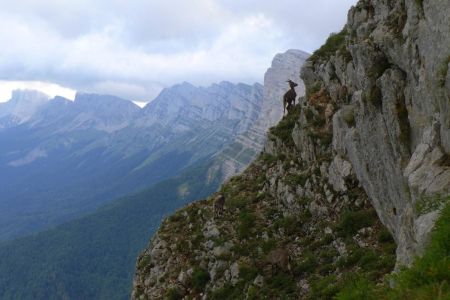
[207,50,309,182]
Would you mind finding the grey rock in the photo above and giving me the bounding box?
[302,0,450,266]
[253,275,264,287]
[328,155,353,192]
[230,262,240,284]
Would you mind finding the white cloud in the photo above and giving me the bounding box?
[0,81,76,102]
[0,0,358,101]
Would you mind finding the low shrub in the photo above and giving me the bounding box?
[310,28,347,63]
[336,208,377,237]
[191,267,210,292]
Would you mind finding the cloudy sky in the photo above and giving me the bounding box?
[0,0,357,102]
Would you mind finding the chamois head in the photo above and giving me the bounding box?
[286,80,298,89]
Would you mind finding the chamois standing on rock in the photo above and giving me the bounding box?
[265,248,291,275]
[214,194,225,217]
[283,80,298,115]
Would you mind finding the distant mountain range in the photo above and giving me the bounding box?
[0,81,263,241]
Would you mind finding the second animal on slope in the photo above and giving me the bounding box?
[283,80,298,115]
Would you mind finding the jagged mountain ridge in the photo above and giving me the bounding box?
[0,81,263,241]
[132,0,449,298]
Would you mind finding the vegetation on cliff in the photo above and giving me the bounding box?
[338,200,450,300]
[133,85,397,299]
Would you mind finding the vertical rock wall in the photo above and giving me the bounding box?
[300,0,449,265]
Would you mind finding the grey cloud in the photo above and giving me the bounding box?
[0,0,357,101]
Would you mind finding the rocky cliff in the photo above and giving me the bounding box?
[0,90,49,128]
[299,0,450,265]
[133,0,449,298]
[206,50,309,182]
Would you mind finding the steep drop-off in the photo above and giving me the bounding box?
[133,0,449,299]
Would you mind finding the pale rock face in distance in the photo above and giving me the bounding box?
[0,89,50,127]
[262,49,309,128]
[210,49,309,181]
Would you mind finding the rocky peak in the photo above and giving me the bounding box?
[139,81,263,135]
[74,93,140,115]
[206,50,309,182]
[10,89,50,104]
[0,89,50,126]
[261,49,309,131]
[70,93,141,132]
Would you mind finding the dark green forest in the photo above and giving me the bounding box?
[0,159,221,300]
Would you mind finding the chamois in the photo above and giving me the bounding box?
[214,194,225,217]
[265,248,291,275]
[283,80,298,115]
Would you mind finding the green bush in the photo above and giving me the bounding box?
[415,0,424,10]
[191,267,210,292]
[265,273,297,296]
[239,263,258,282]
[262,239,277,254]
[438,56,450,87]
[269,105,302,147]
[342,106,356,127]
[336,275,377,300]
[274,215,302,236]
[336,208,377,237]
[166,288,183,300]
[310,28,347,63]
[337,201,450,299]
[378,228,395,244]
[306,82,322,98]
[228,195,249,209]
[292,252,319,276]
[389,202,450,296]
[237,210,257,239]
[367,85,382,107]
[416,194,449,216]
[310,275,340,299]
[210,283,243,300]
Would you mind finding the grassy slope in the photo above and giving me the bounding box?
[337,200,450,300]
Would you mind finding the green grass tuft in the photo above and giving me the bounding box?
[337,200,450,299]
[269,105,302,147]
[438,56,450,87]
[191,267,210,292]
[336,208,378,237]
[310,28,347,63]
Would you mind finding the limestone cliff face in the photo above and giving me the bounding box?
[132,0,449,298]
[299,0,449,265]
[262,49,308,125]
[207,50,309,182]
